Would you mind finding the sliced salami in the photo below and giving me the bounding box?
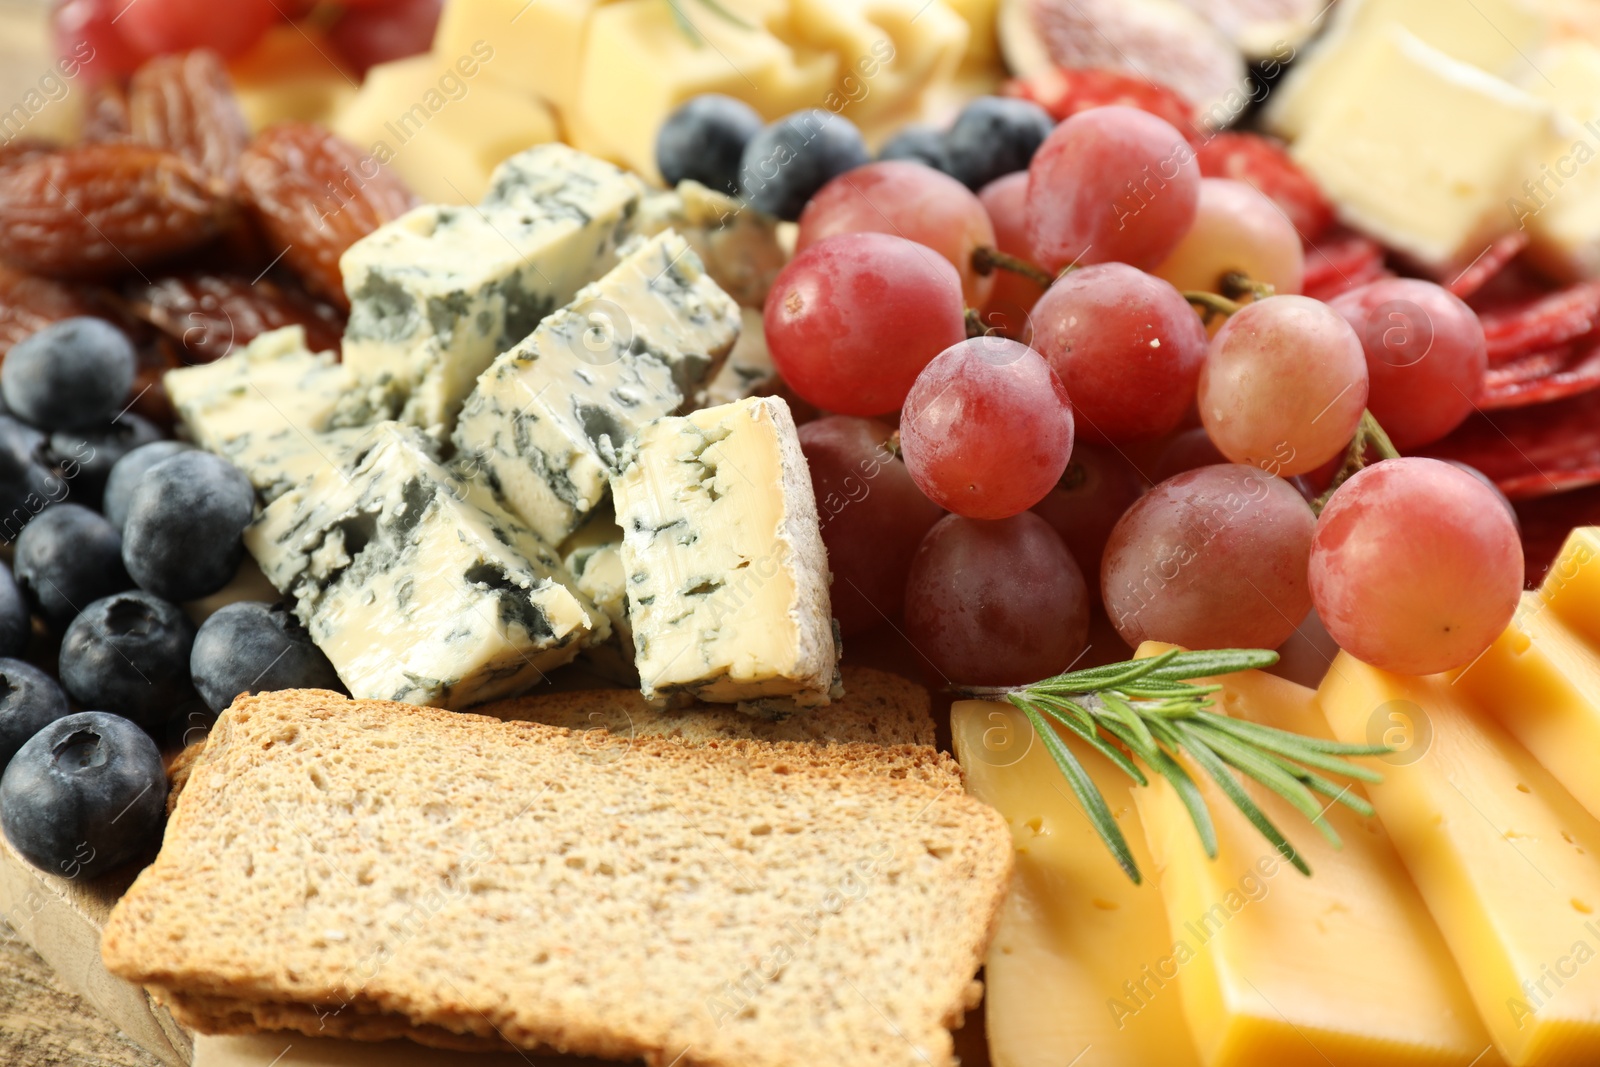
[1479,280,1600,365]
[1424,387,1600,499]
[1302,228,1388,302]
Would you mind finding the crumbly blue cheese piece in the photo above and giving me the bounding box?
[245,422,606,710]
[339,144,647,436]
[163,326,376,502]
[451,230,741,546]
[610,396,837,707]
[560,508,637,686]
[703,308,775,407]
[630,181,787,309]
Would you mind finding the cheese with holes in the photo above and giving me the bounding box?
[1134,645,1496,1067]
[1319,651,1600,1066]
[632,182,787,309]
[245,422,605,709]
[329,48,559,206]
[560,507,637,686]
[951,698,1203,1067]
[163,326,377,502]
[338,145,646,436]
[451,230,740,546]
[1289,27,1563,272]
[610,396,836,707]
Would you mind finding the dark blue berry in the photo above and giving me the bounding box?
[122,451,254,602]
[14,504,132,629]
[739,110,870,221]
[2,318,136,430]
[0,659,70,773]
[102,440,194,532]
[656,93,764,193]
[0,562,30,659]
[60,591,195,735]
[0,711,166,879]
[191,601,343,714]
[48,413,162,513]
[942,96,1055,191]
[0,415,64,539]
[877,124,952,172]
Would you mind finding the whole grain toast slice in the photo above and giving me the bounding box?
[103,690,1010,1067]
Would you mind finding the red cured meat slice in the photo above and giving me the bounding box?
[1447,232,1529,300]
[1480,281,1600,365]
[1302,228,1389,302]
[1481,342,1600,409]
[1424,386,1600,499]
[1196,132,1335,241]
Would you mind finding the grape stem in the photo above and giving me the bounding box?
[956,647,1394,884]
[1311,410,1402,515]
[1221,271,1276,302]
[1183,290,1245,323]
[1183,273,1276,325]
[970,246,1057,290]
[963,307,989,339]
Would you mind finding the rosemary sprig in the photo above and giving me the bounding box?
[960,648,1392,883]
[666,0,755,44]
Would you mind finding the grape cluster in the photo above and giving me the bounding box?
[745,100,1520,685]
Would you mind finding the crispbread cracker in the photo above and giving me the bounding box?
[103,689,1010,1067]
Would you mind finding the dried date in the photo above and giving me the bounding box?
[128,50,251,190]
[127,272,345,364]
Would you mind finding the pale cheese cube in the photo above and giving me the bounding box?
[561,508,638,686]
[1290,27,1564,272]
[433,0,600,118]
[1519,41,1600,280]
[611,396,838,708]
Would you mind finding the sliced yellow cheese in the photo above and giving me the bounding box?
[1518,42,1600,281]
[1319,652,1600,1066]
[330,50,559,204]
[951,699,1203,1067]
[1132,646,1497,1067]
[433,0,602,118]
[1543,527,1600,644]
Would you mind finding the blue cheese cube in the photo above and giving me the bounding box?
[561,508,637,686]
[451,230,740,546]
[610,396,838,708]
[631,181,787,309]
[339,144,647,436]
[245,422,607,710]
[163,326,375,502]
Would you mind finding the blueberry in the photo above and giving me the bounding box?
[102,440,194,532]
[14,504,132,629]
[0,414,65,538]
[191,601,342,714]
[0,660,70,773]
[0,562,30,658]
[60,591,195,735]
[739,110,870,221]
[122,451,254,602]
[48,413,162,512]
[0,711,166,879]
[942,96,1055,190]
[656,93,764,193]
[2,318,136,431]
[877,124,952,172]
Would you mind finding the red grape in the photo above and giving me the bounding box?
[1025,105,1200,272]
[976,172,1045,341]
[52,0,148,82]
[797,161,997,309]
[900,337,1074,519]
[1154,178,1304,298]
[1153,427,1226,482]
[330,0,442,76]
[1030,263,1208,443]
[1309,458,1522,675]
[1198,295,1368,476]
[116,0,278,58]
[1328,278,1486,450]
[764,232,966,416]
[798,415,944,637]
[1030,442,1145,591]
[1102,465,1316,650]
[904,512,1089,686]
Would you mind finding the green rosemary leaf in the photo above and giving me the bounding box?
[1099,691,1159,754]
[1013,698,1142,883]
[1196,713,1385,783]
[694,0,757,27]
[664,0,703,44]
[1192,712,1391,761]
[1099,716,1219,860]
[1191,723,1342,848]
[1035,648,1184,691]
[1140,649,1280,682]
[1178,723,1311,875]
[1031,698,1147,786]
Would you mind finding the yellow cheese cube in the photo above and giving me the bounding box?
[574,0,838,179]
[786,0,968,129]
[229,24,358,132]
[1320,651,1600,1066]
[1543,527,1600,643]
[330,51,559,205]
[952,699,1203,1067]
[433,0,602,118]
[1266,0,1549,139]
[1517,43,1600,281]
[1289,27,1564,273]
[942,0,1001,68]
[1133,647,1497,1067]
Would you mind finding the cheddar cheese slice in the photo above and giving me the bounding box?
[952,699,1202,1067]
[1134,647,1498,1067]
[1319,652,1600,1066]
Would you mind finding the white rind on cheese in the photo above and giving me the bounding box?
[610,396,838,709]
[451,230,741,547]
[338,144,647,437]
[245,422,606,710]
[163,326,378,502]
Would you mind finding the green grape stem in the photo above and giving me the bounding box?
[1312,410,1402,515]
[970,246,1058,290]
